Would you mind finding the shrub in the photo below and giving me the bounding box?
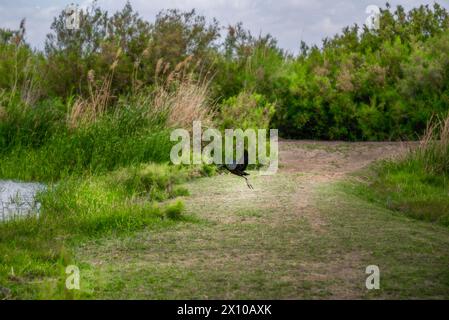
[219,92,275,130]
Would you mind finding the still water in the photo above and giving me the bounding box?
[0,180,45,221]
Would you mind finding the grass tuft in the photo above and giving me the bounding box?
[165,201,185,220]
[349,114,449,227]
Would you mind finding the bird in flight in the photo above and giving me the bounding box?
[224,149,254,189]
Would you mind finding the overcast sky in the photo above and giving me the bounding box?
[0,0,447,53]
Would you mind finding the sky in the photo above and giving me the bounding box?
[0,0,448,53]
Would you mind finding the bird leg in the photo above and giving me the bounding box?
[243,176,254,190]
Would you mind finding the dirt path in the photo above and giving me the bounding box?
[78,140,449,299]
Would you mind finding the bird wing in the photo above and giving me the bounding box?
[226,150,249,172]
[225,160,238,171]
[235,150,249,172]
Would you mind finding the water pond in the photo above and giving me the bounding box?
[0,180,45,221]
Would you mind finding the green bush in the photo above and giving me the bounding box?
[219,92,275,130]
[2,3,449,141]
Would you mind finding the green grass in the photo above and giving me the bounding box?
[0,163,209,299]
[320,183,449,299]
[0,99,174,181]
[69,168,449,299]
[0,91,219,299]
[346,114,449,228]
[346,156,449,227]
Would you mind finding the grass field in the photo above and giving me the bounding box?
[2,141,442,299]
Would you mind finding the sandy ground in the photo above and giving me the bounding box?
[279,139,413,176]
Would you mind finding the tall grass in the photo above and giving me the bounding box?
[0,58,214,181]
[349,114,449,227]
[0,56,216,298]
[155,76,214,129]
[67,49,121,129]
[415,115,449,175]
[152,55,215,129]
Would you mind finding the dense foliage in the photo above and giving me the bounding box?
[273,3,449,140]
[1,2,449,142]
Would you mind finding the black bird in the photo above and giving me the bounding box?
[224,149,254,189]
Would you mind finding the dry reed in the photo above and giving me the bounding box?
[416,114,449,174]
